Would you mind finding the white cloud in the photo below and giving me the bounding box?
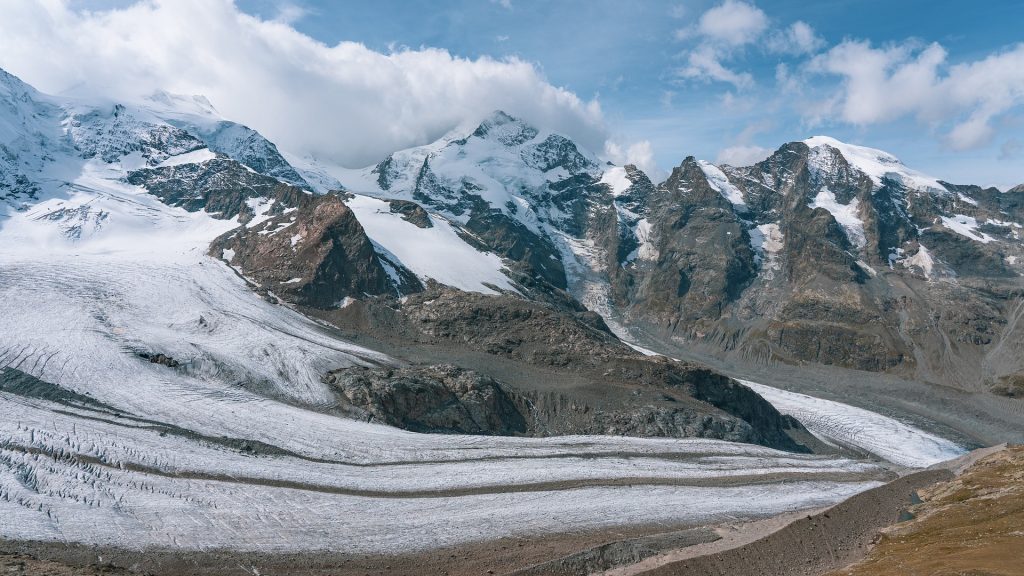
[767,21,824,55]
[0,0,605,167]
[273,2,309,25]
[716,145,771,166]
[679,46,754,89]
[697,0,768,46]
[676,1,819,91]
[603,139,661,179]
[808,40,1024,150]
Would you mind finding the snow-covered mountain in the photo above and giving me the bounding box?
[4,60,1023,388]
[6,67,950,559]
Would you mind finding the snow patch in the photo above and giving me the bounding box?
[941,214,994,243]
[903,244,935,278]
[156,148,217,168]
[244,197,274,228]
[698,161,746,206]
[628,218,657,263]
[749,223,783,276]
[346,194,514,295]
[808,188,866,249]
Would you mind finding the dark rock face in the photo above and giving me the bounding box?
[127,157,308,222]
[324,360,806,447]
[610,140,1024,386]
[319,288,810,451]
[210,192,420,307]
[621,157,757,332]
[324,365,528,435]
[462,208,568,290]
[388,199,432,228]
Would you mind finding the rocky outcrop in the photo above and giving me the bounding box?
[318,288,811,451]
[387,199,432,228]
[127,157,309,222]
[621,157,757,333]
[324,364,528,435]
[210,192,420,307]
[324,362,806,447]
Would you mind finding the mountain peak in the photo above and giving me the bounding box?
[470,110,539,146]
[803,135,945,192]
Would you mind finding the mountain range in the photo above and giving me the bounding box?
[0,66,1021,572]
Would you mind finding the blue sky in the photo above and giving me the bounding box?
[227,0,1024,187]
[5,1,1023,188]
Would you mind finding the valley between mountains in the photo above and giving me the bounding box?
[1,66,1021,574]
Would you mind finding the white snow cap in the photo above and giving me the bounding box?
[804,136,946,193]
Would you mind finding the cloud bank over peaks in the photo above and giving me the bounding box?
[0,0,609,168]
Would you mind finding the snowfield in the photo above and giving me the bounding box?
[345,193,515,294]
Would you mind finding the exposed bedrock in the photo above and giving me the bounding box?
[317,289,812,452]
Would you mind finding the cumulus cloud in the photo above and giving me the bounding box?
[808,40,1024,149]
[679,46,754,89]
[604,139,661,179]
[675,1,820,91]
[697,0,768,46]
[767,21,824,55]
[0,0,605,167]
